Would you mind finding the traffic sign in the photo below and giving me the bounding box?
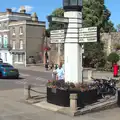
[47,16,69,23]
[50,29,65,43]
[50,30,64,34]
[79,32,97,38]
[79,26,98,43]
[79,27,97,32]
[79,37,97,43]
[51,38,64,43]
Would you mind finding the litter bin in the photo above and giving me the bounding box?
[117,89,120,107]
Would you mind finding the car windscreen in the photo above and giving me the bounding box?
[1,65,13,68]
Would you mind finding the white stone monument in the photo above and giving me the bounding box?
[48,0,98,83]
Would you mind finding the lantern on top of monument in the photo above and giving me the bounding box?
[63,0,82,11]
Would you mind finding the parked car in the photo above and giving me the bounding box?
[0,63,19,79]
[0,58,3,63]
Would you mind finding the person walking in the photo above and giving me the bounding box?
[56,62,65,83]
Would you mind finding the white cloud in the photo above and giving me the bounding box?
[11,7,17,11]
[17,5,33,13]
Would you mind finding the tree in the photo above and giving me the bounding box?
[83,42,106,68]
[107,52,119,64]
[49,8,64,30]
[48,0,116,32]
[82,0,116,68]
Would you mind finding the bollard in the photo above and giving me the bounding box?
[24,84,31,100]
[88,70,93,81]
[70,94,78,111]
[117,88,120,107]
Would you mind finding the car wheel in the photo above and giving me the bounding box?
[0,72,2,78]
[15,75,19,79]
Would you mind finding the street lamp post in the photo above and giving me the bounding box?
[63,0,82,11]
[63,0,83,83]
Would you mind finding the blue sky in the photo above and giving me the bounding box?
[0,0,119,28]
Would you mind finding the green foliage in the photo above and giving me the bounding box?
[48,0,116,32]
[114,43,120,50]
[45,29,50,37]
[107,52,119,64]
[117,24,120,32]
[83,42,106,68]
[49,8,64,30]
[82,0,116,67]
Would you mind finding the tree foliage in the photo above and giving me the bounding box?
[117,24,120,32]
[49,8,64,30]
[107,52,119,64]
[83,42,106,68]
[48,0,116,32]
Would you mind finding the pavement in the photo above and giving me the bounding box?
[0,89,120,120]
[0,66,120,119]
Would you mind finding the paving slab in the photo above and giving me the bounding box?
[34,101,64,112]
[33,96,117,117]
[1,88,120,120]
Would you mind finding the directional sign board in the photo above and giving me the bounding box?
[50,30,65,43]
[47,16,69,23]
[79,27,98,43]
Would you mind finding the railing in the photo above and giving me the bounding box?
[24,83,46,101]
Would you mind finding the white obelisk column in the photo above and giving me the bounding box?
[64,11,83,83]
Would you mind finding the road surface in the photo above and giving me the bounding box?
[0,69,114,90]
[0,69,52,90]
[0,69,119,120]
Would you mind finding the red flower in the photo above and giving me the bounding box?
[48,80,51,83]
[52,86,56,88]
[48,80,52,83]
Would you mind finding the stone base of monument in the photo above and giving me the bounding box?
[32,87,117,116]
[58,96,117,116]
[33,96,117,116]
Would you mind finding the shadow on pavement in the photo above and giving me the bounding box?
[0,77,24,80]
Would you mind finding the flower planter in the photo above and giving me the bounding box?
[47,87,99,108]
[47,87,69,107]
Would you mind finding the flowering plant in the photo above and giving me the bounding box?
[46,80,97,91]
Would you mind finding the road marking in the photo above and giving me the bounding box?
[20,73,30,77]
[15,81,26,85]
[36,77,47,81]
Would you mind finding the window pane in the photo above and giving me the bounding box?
[14,54,18,62]
[78,0,82,6]
[64,0,69,6]
[13,40,15,49]
[5,53,7,61]
[2,65,13,68]
[0,35,2,47]
[3,35,8,48]
[18,54,23,62]
[20,27,23,34]
[20,54,23,62]
[70,0,77,5]
[20,40,23,49]
[13,28,15,35]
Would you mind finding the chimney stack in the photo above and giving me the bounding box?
[20,6,26,13]
[31,12,38,22]
[6,8,12,14]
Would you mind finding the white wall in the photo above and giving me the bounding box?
[0,50,12,65]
